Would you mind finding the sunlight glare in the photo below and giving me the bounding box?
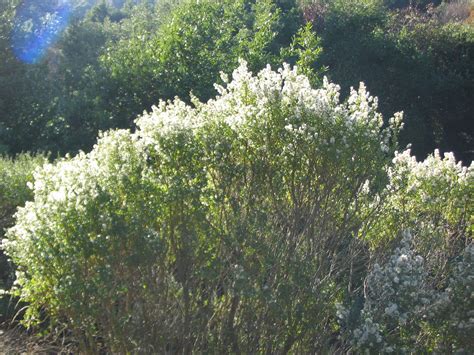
[11,0,73,64]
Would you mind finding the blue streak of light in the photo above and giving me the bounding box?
[11,1,72,64]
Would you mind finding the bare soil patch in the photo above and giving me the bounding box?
[0,326,67,354]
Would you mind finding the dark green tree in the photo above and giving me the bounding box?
[311,0,474,162]
[101,0,304,129]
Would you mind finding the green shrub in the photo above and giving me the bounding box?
[3,62,402,352]
[101,0,303,128]
[338,237,474,353]
[337,149,473,352]
[0,153,47,321]
[369,149,472,254]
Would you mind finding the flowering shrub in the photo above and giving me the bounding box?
[367,149,473,280]
[338,148,473,352]
[338,235,474,353]
[2,61,406,352]
[7,60,470,352]
[429,243,474,352]
[0,153,47,321]
[338,232,433,353]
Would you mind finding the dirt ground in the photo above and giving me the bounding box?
[0,326,65,354]
[1,327,41,354]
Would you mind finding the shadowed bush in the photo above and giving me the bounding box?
[0,153,47,322]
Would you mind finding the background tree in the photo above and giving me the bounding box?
[101,0,304,130]
[303,0,474,162]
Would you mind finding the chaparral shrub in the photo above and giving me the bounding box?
[3,61,403,352]
[337,148,473,352]
[0,153,47,321]
[337,232,434,353]
[338,235,474,353]
[4,61,472,352]
[368,148,473,271]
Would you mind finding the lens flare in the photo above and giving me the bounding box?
[11,0,72,64]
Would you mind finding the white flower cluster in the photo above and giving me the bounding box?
[340,232,433,352]
[389,148,473,194]
[340,233,474,352]
[136,60,402,159]
[2,130,147,301]
[367,147,473,253]
[137,99,202,145]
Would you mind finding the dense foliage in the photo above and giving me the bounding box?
[101,0,303,129]
[3,63,472,352]
[0,0,473,352]
[306,0,474,162]
[0,0,307,155]
[1,0,472,160]
[0,153,47,321]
